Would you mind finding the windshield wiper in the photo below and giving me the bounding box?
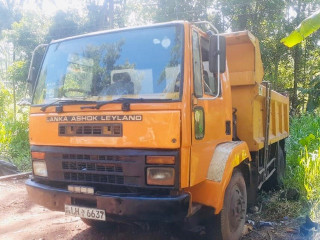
[40,99,97,112]
[80,98,173,110]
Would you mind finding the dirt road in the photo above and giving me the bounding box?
[0,177,310,240]
[0,177,199,240]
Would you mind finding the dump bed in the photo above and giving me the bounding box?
[224,31,289,151]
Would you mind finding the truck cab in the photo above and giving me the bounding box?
[26,21,289,240]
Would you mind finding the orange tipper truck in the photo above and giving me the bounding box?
[26,21,289,240]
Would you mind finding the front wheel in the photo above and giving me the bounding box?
[206,169,247,240]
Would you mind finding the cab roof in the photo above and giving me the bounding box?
[50,21,188,44]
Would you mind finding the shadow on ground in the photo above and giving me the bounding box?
[72,223,203,240]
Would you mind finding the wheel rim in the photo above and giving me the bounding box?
[228,185,246,232]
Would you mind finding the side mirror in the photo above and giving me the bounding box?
[209,35,226,74]
[27,44,48,97]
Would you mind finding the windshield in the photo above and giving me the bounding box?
[33,25,184,105]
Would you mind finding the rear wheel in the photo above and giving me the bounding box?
[206,169,247,240]
[266,144,286,188]
[274,145,286,186]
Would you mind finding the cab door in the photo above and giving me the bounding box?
[190,29,232,186]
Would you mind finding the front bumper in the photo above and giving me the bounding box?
[26,179,190,222]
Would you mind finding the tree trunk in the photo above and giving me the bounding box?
[292,45,300,112]
[100,0,109,29]
[274,56,279,89]
[291,0,303,114]
[109,0,114,29]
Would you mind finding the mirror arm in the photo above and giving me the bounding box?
[196,22,221,100]
[27,44,47,82]
[26,44,48,101]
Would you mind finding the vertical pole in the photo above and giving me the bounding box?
[263,81,271,179]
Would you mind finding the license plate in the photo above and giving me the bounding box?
[65,205,106,221]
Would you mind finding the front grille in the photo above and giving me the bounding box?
[62,161,123,173]
[62,154,122,162]
[31,146,178,189]
[61,154,126,185]
[64,172,124,184]
[59,123,122,136]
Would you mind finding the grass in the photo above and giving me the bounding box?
[284,113,320,220]
[258,190,307,221]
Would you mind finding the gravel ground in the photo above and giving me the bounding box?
[0,177,315,240]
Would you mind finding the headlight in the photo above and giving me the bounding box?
[147,167,175,186]
[33,161,48,177]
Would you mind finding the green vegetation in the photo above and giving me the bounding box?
[0,0,320,220]
[285,114,320,219]
[281,10,320,48]
[260,191,305,221]
[0,82,30,171]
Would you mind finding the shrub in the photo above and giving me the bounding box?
[285,113,320,219]
[300,148,320,219]
[0,82,31,171]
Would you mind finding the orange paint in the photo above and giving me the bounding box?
[28,22,289,217]
[186,142,251,213]
[189,26,233,187]
[30,109,181,149]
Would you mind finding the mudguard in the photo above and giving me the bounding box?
[187,141,251,214]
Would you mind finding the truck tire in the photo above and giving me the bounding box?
[274,145,286,186]
[206,169,247,240]
[266,144,286,188]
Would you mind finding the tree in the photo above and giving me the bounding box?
[46,10,80,41]
[5,12,48,59]
[80,0,127,32]
[215,0,320,113]
[279,0,320,113]
[1,11,48,120]
[154,0,211,23]
[0,0,23,33]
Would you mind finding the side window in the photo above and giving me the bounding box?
[201,37,219,96]
[192,31,203,98]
